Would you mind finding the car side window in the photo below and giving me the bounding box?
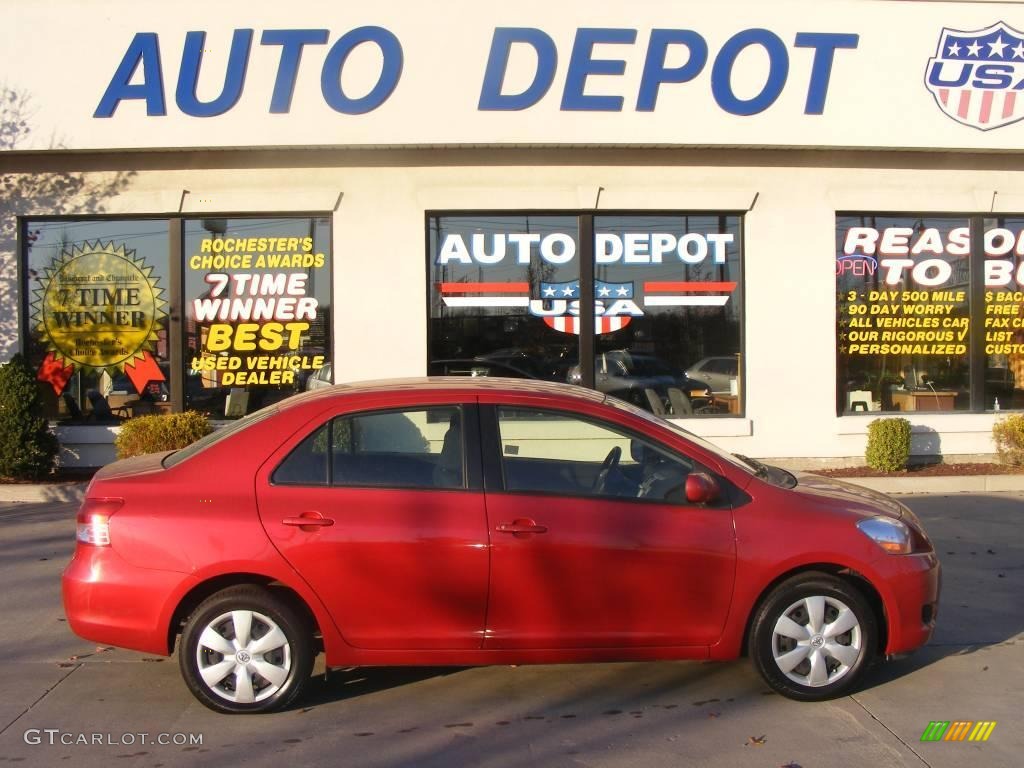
[496,407,697,503]
[332,406,465,489]
[272,406,465,489]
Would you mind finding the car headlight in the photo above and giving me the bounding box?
[856,516,912,555]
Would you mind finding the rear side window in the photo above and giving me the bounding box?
[272,424,329,485]
[272,406,465,489]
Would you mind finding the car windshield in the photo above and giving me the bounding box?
[162,407,277,468]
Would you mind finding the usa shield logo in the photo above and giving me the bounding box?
[924,21,1024,131]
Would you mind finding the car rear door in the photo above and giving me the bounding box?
[256,397,489,650]
[480,403,736,650]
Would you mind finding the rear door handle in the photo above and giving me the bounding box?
[496,518,548,537]
[283,512,335,529]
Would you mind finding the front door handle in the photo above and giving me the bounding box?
[496,518,548,538]
[282,512,335,530]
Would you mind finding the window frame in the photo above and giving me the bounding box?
[425,210,747,418]
[479,403,728,507]
[270,403,483,492]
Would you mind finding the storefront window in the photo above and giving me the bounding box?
[837,214,1024,414]
[983,216,1024,410]
[23,219,171,420]
[593,215,742,414]
[183,217,332,418]
[22,215,333,422]
[428,215,580,383]
[428,213,745,415]
[836,215,971,413]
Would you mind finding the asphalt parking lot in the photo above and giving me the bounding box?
[0,493,1020,768]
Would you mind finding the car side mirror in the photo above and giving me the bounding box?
[685,473,720,505]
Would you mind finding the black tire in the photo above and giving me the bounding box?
[748,572,877,701]
[178,585,314,714]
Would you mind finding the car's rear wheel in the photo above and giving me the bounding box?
[749,573,877,701]
[179,586,314,714]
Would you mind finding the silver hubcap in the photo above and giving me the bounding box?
[771,595,863,688]
[195,610,292,704]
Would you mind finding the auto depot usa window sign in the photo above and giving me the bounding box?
[5,1,1022,152]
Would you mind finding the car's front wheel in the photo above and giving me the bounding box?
[749,572,877,701]
[179,586,314,714]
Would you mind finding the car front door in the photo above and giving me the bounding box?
[481,405,736,650]
[256,400,489,650]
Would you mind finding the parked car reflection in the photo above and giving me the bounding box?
[569,350,715,415]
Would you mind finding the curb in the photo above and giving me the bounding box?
[820,474,1024,494]
[0,482,88,504]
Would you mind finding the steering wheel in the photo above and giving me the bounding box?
[592,446,622,494]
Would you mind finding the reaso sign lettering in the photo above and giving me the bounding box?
[843,226,1024,287]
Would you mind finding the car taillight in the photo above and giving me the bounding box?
[76,498,123,546]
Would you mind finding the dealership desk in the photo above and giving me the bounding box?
[713,394,741,415]
[890,390,957,412]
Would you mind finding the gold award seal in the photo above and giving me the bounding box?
[31,241,166,372]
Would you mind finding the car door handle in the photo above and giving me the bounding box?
[496,519,548,536]
[282,513,335,528]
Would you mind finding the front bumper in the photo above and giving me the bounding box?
[878,551,941,655]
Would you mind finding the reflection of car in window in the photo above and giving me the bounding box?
[432,349,715,415]
[685,356,739,394]
[305,362,334,391]
[428,359,535,379]
[569,350,714,413]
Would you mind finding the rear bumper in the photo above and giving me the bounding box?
[62,545,190,656]
[879,551,941,655]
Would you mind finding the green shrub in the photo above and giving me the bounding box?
[0,354,59,480]
[865,417,912,472]
[115,411,212,459]
[992,413,1024,466]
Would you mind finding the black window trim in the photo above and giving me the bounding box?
[270,402,484,492]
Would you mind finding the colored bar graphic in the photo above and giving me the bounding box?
[944,721,972,741]
[969,722,997,742]
[920,720,996,743]
[921,721,949,742]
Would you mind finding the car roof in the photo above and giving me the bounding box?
[278,376,609,410]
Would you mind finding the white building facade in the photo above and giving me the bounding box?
[2,0,1023,465]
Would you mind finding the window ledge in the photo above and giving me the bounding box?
[52,424,122,442]
[668,417,752,438]
[836,412,1006,435]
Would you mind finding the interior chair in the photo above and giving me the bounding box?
[667,387,693,416]
[643,388,667,416]
[61,393,85,422]
[85,389,128,423]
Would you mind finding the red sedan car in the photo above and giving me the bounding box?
[63,378,940,714]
